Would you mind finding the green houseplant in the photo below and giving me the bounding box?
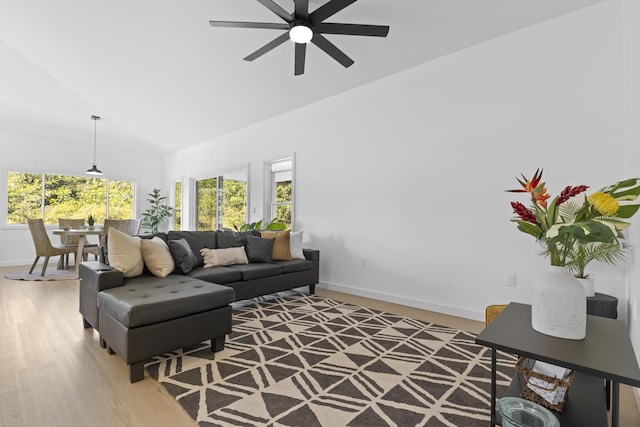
[87,214,96,229]
[225,218,287,232]
[141,188,173,234]
[564,241,629,280]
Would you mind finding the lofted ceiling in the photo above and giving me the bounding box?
[0,0,601,155]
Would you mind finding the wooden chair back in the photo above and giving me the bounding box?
[58,218,85,246]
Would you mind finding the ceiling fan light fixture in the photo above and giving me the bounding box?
[289,22,313,44]
[86,115,103,176]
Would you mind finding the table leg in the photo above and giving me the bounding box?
[74,235,87,276]
[491,348,497,426]
[612,381,620,427]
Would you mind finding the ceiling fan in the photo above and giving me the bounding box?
[209,0,389,76]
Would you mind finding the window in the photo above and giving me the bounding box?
[6,171,135,225]
[265,156,294,228]
[195,168,247,231]
[174,180,182,231]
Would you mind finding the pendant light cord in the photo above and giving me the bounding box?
[92,115,100,166]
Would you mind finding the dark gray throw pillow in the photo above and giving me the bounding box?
[245,236,274,263]
[167,231,216,267]
[168,238,198,274]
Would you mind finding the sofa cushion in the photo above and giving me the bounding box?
[261,230,292,261]
[274,259,314,274]
[167,231,216,267]
[108,228,144,278]
[97,275,235,328]
[217,231,253,249]
[227,263,282,280]
[187,266,243,284]
[168,238,198,274]
[140,237,175,277]
[201,247,248,267]
[245,236,274,263]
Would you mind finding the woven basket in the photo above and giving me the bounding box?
[515,357,574,412]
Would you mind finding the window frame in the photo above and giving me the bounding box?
[2,167,137,227]
[190,164,249,231]
[264,154,295,229]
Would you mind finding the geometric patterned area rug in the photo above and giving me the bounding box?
[146,291,516,427]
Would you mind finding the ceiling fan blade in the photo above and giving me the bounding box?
[309,0,357,25]
[244,32,290,61]
[209,21,289,30]
[311,34,354,68]
[294,0,309,19]
[294,43,306,75]
[315,23,389,37]
[257,0,294,23]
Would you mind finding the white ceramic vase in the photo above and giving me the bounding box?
[531,266,586,340]
[577,277,595,298]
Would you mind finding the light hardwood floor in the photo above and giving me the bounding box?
[0,266,638,426]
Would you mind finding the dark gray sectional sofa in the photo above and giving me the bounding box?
[78,229,319,382]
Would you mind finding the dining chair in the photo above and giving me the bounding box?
[58,218,99,265]
[27,218,77,276]
[84,218,142,259]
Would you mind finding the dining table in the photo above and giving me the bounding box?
[53,228,103,275]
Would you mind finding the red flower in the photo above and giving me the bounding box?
[511,201,538,225]
[557,185,589,205]
[506,169,550,208]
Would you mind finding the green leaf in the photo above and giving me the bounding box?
[515,220,542,239]
[266,222,287,231]
[607,178,640,200]
[615,204,640,219]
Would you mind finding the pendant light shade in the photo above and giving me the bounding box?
[86,115,103,175]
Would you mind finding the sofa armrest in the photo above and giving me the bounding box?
[79,261,124,292]
[303,248,319,262]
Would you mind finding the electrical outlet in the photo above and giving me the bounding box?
[505,273,516,287]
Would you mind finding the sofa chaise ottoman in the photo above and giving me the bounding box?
[96,274,235,382]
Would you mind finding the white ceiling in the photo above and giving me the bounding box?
[0,0,601,155]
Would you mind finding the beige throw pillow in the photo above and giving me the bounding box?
[108,228,144,278]
[141,237,175,277]
[261,229,292,261]
[201,247,248,268]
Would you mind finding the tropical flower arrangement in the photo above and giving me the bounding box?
[507,169,640,270]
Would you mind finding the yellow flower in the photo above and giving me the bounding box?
[588,192,619,216]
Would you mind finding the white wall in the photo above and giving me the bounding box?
[623,0,640,395]
[0,131,163,266]
[166,1,632,322]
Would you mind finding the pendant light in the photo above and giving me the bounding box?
[86,115,103,175]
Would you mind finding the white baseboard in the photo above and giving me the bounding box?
[317,281,485,322]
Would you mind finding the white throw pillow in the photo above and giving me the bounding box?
[108,228,144,278]
[201,247,249,268]
[140,237,175,277]
[290,230,305,259]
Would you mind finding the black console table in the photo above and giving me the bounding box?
[475,302,640,427]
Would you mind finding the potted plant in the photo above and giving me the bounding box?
[87,214,96,230]
[225,218,287,232]
[507,169,640,339]
[141,188,173,234]
[564,241,629,297]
